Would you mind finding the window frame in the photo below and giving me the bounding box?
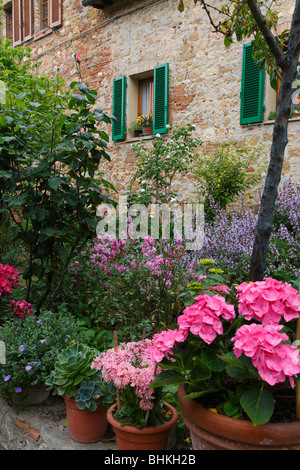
[112,63,169,141]
[40,0,49,30]
[6,6,13,41]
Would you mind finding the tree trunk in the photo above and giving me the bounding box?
[249,24,300,280]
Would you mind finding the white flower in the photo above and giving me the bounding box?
[156,133,161,137]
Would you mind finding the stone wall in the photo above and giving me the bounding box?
[1,0,299,202]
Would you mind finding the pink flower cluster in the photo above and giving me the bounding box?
[148,294,236,363]
[236,277,300,325]
[232,323,300,387]
[90,234,127,272]
[177,294,236,344]
[0,263,19,296]
[91,340,160,411]
[11,299,34,319]
[148,328,188,363]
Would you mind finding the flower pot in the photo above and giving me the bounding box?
[107,402,178,450]
[63,396,108,443]
[13,384,50,406]
[142,126,153,136]
[178,383,300,450]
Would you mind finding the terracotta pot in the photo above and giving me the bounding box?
[63,396,108,443]
[178,383,300,450]
[107,402,178,450]
[14,384,50,406]
[142,126,153,136]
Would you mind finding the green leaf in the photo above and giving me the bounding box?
[223,401,241,418]
[72,93,87,103]
[201,349,226,373]
[240,388,274,425]
[224,35,233,48]
[150,370,186,388]
[48,176,63,190]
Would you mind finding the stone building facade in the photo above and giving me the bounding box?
[1,0,299,203]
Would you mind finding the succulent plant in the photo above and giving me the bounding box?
[75,374,115,411]
[45,343,99,398]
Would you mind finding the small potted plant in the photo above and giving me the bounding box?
[46,342,114,443]
[150,265,300,450]
[0,310,90,406]
[137,114,153,136]
[129,121,143,137]
[91,337,178,450]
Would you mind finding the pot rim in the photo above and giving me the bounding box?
[107,402,178,435]
[178,383,300,447]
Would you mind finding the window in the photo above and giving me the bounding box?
[41,0,49,29]
[240,43,265,125]
[138,78,153,116]
[241,44,300,123]
[10,0,62,46]
[267,62,300,119]
[6,6,13,42]
[12,0,34,45]
[112,63,169,141]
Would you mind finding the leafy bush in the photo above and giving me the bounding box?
[193,141,264,219]
[129,124,202,205]
[0,41,116,310]
[0,310,91,404]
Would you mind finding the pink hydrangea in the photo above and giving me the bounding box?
[236,278,300,325]
[11,299,34,319]
[148,328,188,363]
[91,340,160,411]
[177,294,235,345]
[232,323,300,387]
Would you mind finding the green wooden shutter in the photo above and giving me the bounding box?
[153,63,169,134]
[240,44,265,125]
[112,76,126,141]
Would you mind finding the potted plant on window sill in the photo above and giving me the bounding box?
[46,342,115,443]
[137,114,153,136]
[129,121,143,137]
[150,264,300,450]
[91,335,178,450]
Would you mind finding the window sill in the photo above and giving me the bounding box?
[112,135,154,145]
[33,28,53,41]
[241,116,300,128]
[17,28,56,47]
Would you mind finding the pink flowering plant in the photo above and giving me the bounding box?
[0,262,34,323]
[91,339,169,428]
[62,232,208,345]
[150,275,300,425]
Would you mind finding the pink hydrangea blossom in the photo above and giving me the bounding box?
[232,323,300,387]
[91,340,160,411]
[236,278,300,325]
[148,328,188,363]
[177,294,236,344]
